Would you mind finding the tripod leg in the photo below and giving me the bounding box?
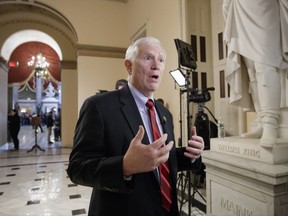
[27,128,45,153]
[177,172,190,214]
[190,171,206,205]
[27,145,36,153]
[36,145,45,152]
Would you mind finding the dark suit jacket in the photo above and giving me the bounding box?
[67,85,200,216]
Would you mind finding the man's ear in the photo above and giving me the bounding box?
[124,60,132,74]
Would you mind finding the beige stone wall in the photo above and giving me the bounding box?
[41,0,130,47]
[77,56,127,108]
[61,68,78,146]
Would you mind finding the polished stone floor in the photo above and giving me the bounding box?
[0,125,206,216]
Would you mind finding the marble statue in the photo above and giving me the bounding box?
[222,0,288,147]
[45,82,56,98]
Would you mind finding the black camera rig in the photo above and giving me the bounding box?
[179,87,214,104]
[188,87,214,103]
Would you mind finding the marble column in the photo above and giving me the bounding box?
[35,76,42,114]
[58,81,62,107]
[12,83,19,109]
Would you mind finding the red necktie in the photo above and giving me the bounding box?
[146,99,172,212]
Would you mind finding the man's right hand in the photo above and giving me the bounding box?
[123,125,173,177]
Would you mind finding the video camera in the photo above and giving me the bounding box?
[188,87,215,103]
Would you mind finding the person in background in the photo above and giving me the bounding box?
[54,109,61,141]
[46,109,55,144]
[115,78,128,90]
[7,110,12,143]
[67,37,205,216]
[8,109,21,150]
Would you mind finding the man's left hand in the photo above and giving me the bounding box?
[184,126,204,159]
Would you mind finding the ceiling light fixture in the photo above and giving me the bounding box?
[27,52,50,79]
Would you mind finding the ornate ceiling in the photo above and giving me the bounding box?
[8,41,60,92]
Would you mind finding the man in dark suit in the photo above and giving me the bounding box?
[67,37,204,216]
[8,109,21,150]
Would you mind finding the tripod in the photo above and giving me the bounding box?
[172,38,216,215]
[177,169,206,214]
[27,117,45,153]
[177,87,217,215]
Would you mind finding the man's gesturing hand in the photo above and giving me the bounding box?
[184,126,204,159]
[123,126,174,177]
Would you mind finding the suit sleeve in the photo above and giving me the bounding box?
[176,147,202,172]
[67,96,134,193]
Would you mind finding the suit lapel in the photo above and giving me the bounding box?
[119,87,169,185]
[119,86,149,144]
[154,101,169,135]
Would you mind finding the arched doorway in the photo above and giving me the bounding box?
[7,38,61,111]
[0,1,78,147]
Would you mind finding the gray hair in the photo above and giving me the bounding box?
[125,37,166,62]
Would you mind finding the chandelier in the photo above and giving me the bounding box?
[27,52,50,79]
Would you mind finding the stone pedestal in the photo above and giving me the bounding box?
[202,137,288,216]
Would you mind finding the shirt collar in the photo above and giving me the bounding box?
[128,82,154,109]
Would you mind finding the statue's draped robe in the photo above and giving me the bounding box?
[223,0,288,110]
